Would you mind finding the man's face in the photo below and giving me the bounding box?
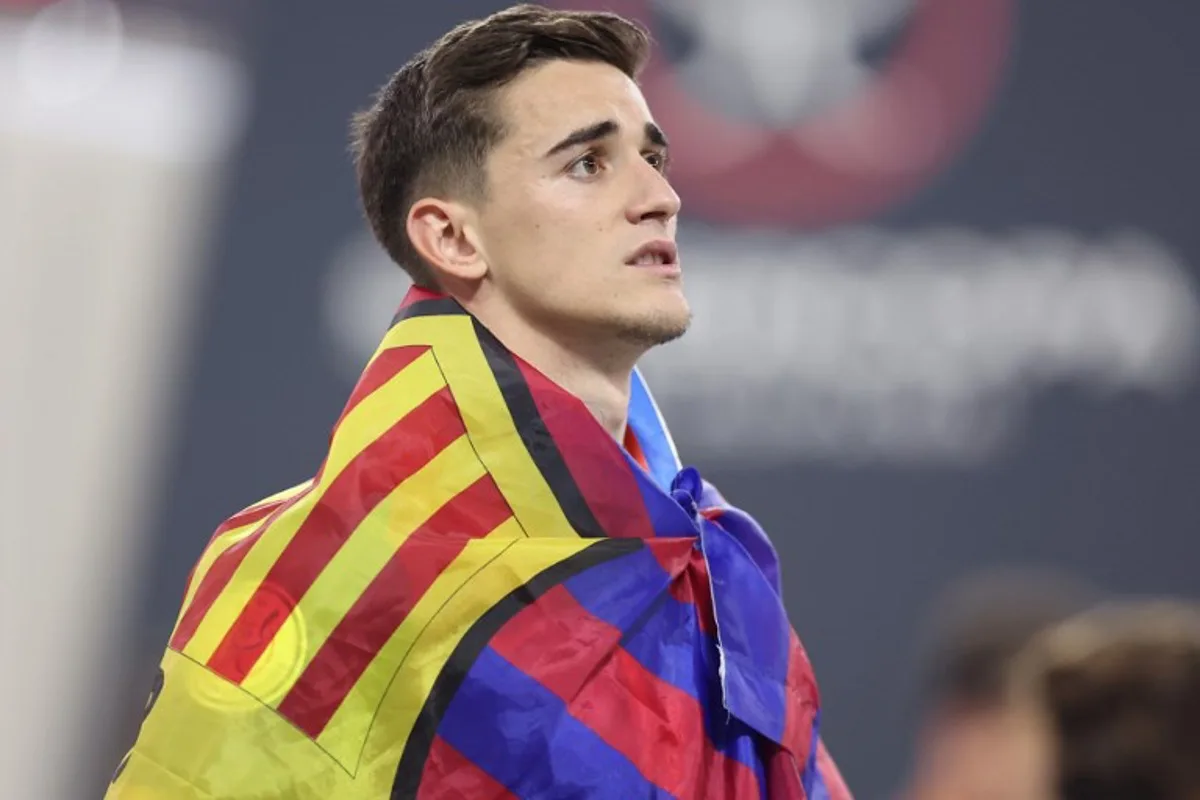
[471,59,689,353]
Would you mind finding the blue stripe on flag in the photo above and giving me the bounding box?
[438,646,677,799]
[563,551,767,794]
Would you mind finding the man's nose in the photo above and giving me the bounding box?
[626,160,682,224]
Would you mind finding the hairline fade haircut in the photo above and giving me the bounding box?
[350,4,652,288]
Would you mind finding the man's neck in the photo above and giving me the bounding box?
[509,329,635,441]
[467,304,638,441]
[550,356,632,442]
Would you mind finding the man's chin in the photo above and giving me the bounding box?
[612,306,692,349]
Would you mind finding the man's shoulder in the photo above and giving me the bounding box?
[206,480,315,546]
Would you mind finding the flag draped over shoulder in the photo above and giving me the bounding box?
[107,288,852,800]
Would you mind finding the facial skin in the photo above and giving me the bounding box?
[407,59,689,435]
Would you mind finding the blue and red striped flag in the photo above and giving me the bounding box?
[107,288,851,799]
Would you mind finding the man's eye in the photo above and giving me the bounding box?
[645,151,668,172]
[568,154,602,177]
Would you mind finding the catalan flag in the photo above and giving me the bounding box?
[106,288,852,799]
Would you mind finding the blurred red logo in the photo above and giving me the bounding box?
[551,0,1014,227]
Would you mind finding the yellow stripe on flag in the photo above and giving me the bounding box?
[239,479,314,515]
[173,481,313,633]
[316,536,595,770]
[172,520,266,635]
[483,516,526,540]
[181,349,446,664]
[376,314,578,540]
[242,435,488,703]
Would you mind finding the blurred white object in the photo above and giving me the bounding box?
[15,0,125,107]
[325,223,1200,466]
[0,3,247,797]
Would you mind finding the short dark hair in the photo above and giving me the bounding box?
[350,4,651,288]
[918,569,1097,714]
[1017,602,1200,800]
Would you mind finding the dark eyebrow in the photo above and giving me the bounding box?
[645,122,669,150]
[543,119,670,158]
[544,119,618,157]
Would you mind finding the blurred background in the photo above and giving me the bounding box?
[2,0,1198,797]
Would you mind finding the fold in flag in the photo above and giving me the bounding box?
[107,287,852,800]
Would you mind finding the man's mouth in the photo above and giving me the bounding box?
[626,240,679,267]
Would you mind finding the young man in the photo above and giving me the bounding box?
[107,5,851,798]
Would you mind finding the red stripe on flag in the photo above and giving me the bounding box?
[207,499,287,545]
[182,495,303,601]
[276,473,512,737]
[206,386,464,683]
[417,735,519,800]
[336,345,429,427]
[169,488,313,652]
[489,585,759,799]
[398,286,444,310]
[782,627,820,761]
[173,348,429,652]
[666,543,718,637]
[765,745,808,800]
[515,360,657,540]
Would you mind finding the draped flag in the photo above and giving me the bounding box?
[107,288,852,799]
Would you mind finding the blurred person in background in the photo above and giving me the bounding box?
[908,586,1200,800]
[1011,600,1200,800]
[901,568,1097,800]
[106,4,850,799]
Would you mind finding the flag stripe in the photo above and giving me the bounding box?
[171,458,318,636]
[619,590,770,795]
[765,745,807,800]
[169,488,312,652]
[277,472,512,738]
[563,545,766,780]
[241,434,488,706]
[207,384,464,684]
[172,515,279,636]
[434,646,676,799]
[488,583,762,799]
[373,312,578,540]
[318,535,604,769]
[669,544,719,636]
[561,543,678,629]
[515,359,658,540]
[389,538,643,798]
[207,497,287,545]
[178,350,447,663]
[474,320,608,538]
[391,296,462,326]
[783,628,821,761]
[338,344,431,425]
[173,482,316,650]
[417,736,519,800]
[564,540,719,653]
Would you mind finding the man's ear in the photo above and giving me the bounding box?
[406,197,487,282]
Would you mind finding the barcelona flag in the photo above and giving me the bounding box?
[107,288,851,799]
